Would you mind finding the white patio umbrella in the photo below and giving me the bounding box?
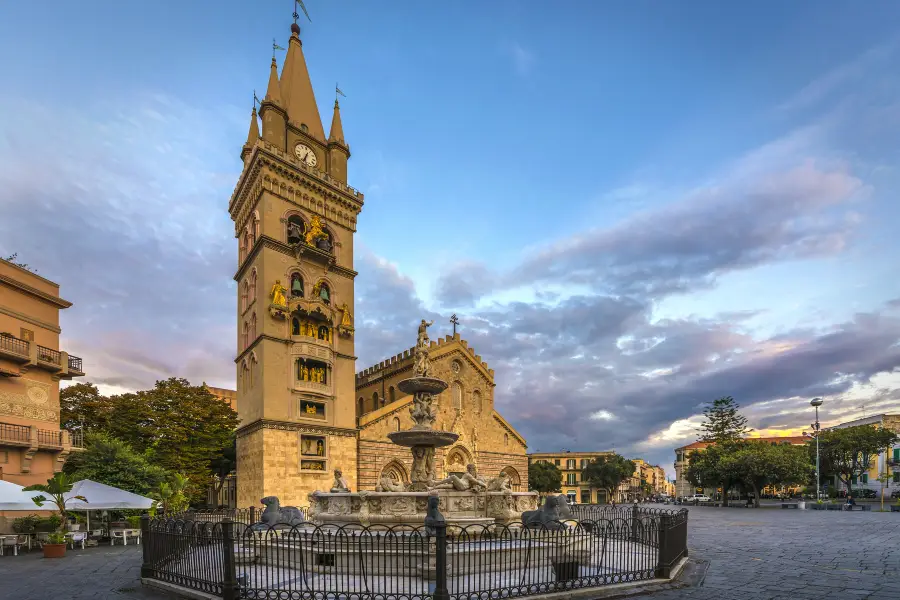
[63,480,154,531]
[0,480,44,511]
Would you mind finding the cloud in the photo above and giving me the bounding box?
[0,93,243,393]
[503,42,535,76]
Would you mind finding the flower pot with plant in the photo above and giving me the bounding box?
[23,473,88,559]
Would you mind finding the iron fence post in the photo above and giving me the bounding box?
[221,517,239,600]
[631,503,640,542]
[655,514,671,579]
[249,505,256,525]
[140,514,152,579]
[434,520,450,600]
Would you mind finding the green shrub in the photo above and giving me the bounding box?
[12,514,41,533]
[34,514,62,532]
[126,516,142,529]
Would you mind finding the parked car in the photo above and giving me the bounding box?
[689,494,713,503]
[890,489,900,499]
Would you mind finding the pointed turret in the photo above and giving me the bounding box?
[327,98,350,183]
[280,25,325,141]
[241,106,261,162]
[328,99,346,146]
[259,57,288,150]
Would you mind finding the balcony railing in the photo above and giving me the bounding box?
[69,429,84,448]
[36,428,60,446]
[0,335,30,357]
[0,422,31,444]
[36,345,61,365]
[68,355,83,372]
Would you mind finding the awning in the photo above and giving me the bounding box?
[64,480,154,511]
[0,480,42,511]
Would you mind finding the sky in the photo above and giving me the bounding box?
[2,1,899,477]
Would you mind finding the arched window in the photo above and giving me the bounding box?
[393,417,401,432]
[290,273,304,297]
[379,395,385,409]
[248,223,255,249]
[317,325,330,341]
[242,230,250,257]
[238,237,246,263]
[504,433,509,447]
[241,281,249,313]
[249,270,257,298]
[250,313,257,342]
[473,390,483,413]
[313,281,331,305]
[252,212,260,241]
[292,317,301,336]
[389,386,396,403]
[452,382,462,410]
[286,215,305,245]
[372,392,379,411]
[357,397,364,416]
[242,321,249,349]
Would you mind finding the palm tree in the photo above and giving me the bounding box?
[24,473,87,543]
[151,473,189,516]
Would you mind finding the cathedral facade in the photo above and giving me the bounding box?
[229,21,526,508]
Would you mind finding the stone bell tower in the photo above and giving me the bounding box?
[229,21,364,507]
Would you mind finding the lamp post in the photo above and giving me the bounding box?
[811,397,824,499]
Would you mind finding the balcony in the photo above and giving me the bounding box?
[0,334,30,363]
[294,379,332,396]
[36,345,61,366]
[0,422,84,449]
[67,354,84,374]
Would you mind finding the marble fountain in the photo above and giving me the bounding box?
[307,319,539,530]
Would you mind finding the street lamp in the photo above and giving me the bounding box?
[811,397,824,499]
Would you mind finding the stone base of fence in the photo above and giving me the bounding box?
[142,578,221,600]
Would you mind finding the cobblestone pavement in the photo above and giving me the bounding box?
[635,505,900,600]
[2,507,899,600]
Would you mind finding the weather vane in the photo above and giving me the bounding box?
[273,38,285,60]
[253,90,260,111]
[294,0,311,24]
[450,314,459,336]
[335,83,346,103]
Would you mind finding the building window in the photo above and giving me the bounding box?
[241,281,249,312]
[567,459,576,469]
[317,325,331,341]
[452,382,462,410]
[504,433,509,447]
[554,459,560,466]
[894,448,900,462]
[566,491,577,504]
[372,392,379,411]
[300,434,327,471]
[389,386,396,403]
[473,390,482,413]
[287,215,305,244]
[292,317,301,335]
[851,476,857,485]
[242,322,249,349]
[250,313,257,342]
[300,399,326,419]
[393,417,401,432]
[580,459,588,469]
[291,273,304,297]
[861,474,868,484]
[893,472,900,484]
[567,473,576,485]
[312,280,331,305]
[357,397,364,416]
[297,358,328,384]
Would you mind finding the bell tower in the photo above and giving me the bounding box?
[229,21,364,507]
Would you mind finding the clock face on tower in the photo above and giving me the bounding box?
[294,143,318,167]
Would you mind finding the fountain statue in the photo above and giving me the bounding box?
[306,320,538,529]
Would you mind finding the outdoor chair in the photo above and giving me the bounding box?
[110,529,141,546]
[0,535,25,556]
[67,531,88,550]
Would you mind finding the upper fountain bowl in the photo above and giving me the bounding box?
[388,429,459,448]
[397,376,449,395]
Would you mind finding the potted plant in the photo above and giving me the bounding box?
[23,473,87,559]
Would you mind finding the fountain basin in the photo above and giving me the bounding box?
[388,430,459,448]
[397,376,448,395]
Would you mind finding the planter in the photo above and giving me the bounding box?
[42,543,66,559]
[890,505,900,512]
[552,560,580,581]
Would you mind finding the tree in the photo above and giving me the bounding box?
[63,432,171,496]
[151,473,190,516]
[528,461,562,495]
[816,425,899,493]
[60,378,239,505]
[582,454,635,504]
[699,396,751,443]
[686,442,745,506]
[24,473,86,543]
[725,442,812,507]
[4,253,36,273]
[209,433,237,502]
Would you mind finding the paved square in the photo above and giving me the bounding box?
[2,506,899,599]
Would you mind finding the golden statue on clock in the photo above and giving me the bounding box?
[294,143,318,167]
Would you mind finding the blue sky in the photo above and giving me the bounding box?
[2,1,899,476]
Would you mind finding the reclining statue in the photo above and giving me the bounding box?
[430,463,487,492]
[253,496,306,529]
[521,495,572,530]
[375,474,406,492]
[486,471,512,492]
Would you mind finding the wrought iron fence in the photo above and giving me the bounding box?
[142,506,688,600]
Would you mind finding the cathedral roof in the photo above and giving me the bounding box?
[280,28,326,141]
[355,333,495,383]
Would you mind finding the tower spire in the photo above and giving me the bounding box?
[279,24,325,141]
[243,105,260,151]
[329,99,345,146]
[264,57,283,106]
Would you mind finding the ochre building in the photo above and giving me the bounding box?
[528,451,614,504]
[228,22,528,508]
[0,257,84,487]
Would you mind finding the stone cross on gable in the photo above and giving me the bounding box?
[450,314,459,336]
